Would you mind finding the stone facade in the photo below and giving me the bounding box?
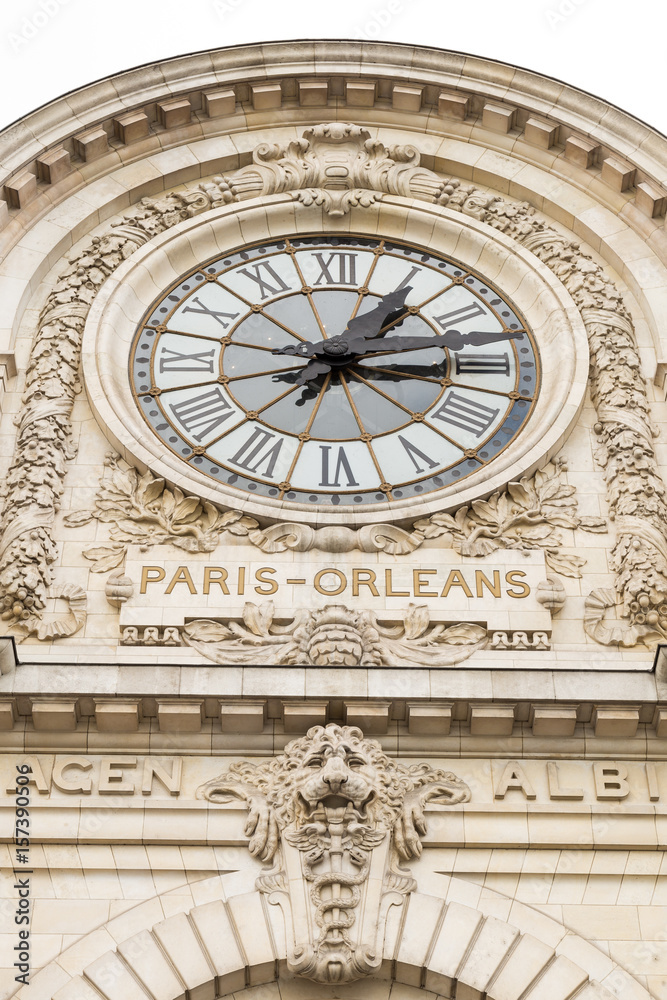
[0,38,667,1000]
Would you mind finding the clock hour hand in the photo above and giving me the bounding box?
[272,286,413,359]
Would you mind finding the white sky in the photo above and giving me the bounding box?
[0,0,664,135]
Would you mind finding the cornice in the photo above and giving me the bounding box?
[1,40,667,261]
[1,673,666,755]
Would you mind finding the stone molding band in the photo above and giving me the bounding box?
[0,695,661,742]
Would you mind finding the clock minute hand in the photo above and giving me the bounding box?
[343,285,412,344]
[357,327,525,358]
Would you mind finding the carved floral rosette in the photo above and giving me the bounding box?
[196,723,471,984]
[0,123,664,647]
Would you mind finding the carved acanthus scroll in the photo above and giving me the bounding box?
[68,456,599,577]
[181,601,488,667]
[203,123,444,217]
[197,724,471,984]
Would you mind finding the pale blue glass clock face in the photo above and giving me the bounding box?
[130,235,539,507]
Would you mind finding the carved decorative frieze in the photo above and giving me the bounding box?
[69,456,597,580]
[196,723,471,983]
[0,124,662,648]
[181,602,488,666]
[121,622,550,652]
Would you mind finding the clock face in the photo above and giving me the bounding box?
[130,235,539,507]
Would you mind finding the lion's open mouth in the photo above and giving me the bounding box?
[301,788,375,814]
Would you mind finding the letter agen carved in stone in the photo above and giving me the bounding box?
[197,723,470,984]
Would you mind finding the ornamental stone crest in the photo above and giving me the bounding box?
[197,724,471,984]
[203,122,445,217]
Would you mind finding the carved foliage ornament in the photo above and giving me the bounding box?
[181,601,488,667]
[65,455,600,574]
[0,124,663,646]
[197,723,471,984]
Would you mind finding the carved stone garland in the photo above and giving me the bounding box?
[0,123,663,646]
[197,723,471,984]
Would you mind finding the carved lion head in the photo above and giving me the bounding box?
[196,723,470,864]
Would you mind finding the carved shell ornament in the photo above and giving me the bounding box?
[0,123,663,650]
[197,723,471,984]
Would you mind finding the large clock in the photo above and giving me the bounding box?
[129,235,539,508]
[84,197,587,524]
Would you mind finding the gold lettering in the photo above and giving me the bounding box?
[203,567,229,595]
[165,566,197,595]
[475,570,501,598]
[547,762,583,800]
[505,571,530,597]
[413,569,438,597]
[142,758,182,797]
[314,569,347,596]
[6,756,49,794]
[52,756,92,795]
[352,569,379,597]
[99,757,137,795]
[593,762,630,800]
[254,567,278,595]
[494,761,536,799]
[441,570,473,599]
[140,566,166,593]
[238,566,246,595]
[384,569,409,597]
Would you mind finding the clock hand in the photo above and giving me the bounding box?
[272,286,413,359]
[357,328,524,356]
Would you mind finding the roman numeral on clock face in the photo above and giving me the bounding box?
[312,252,358,286]
[454,352,510,375]
[433,300,486,330]
[169,387,235,442]
[229,428,283,478]
[181,296,240,329]
[159,347,216,373]
[431,391,500,437]
[237,262,292,299]
[398,435,439,474]
[319,446,359,487]
[393,265,422,291]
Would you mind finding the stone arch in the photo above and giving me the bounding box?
[19,871,652,1000]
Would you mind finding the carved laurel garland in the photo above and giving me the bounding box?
[0,123,664,646]
[434,185,667,645]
